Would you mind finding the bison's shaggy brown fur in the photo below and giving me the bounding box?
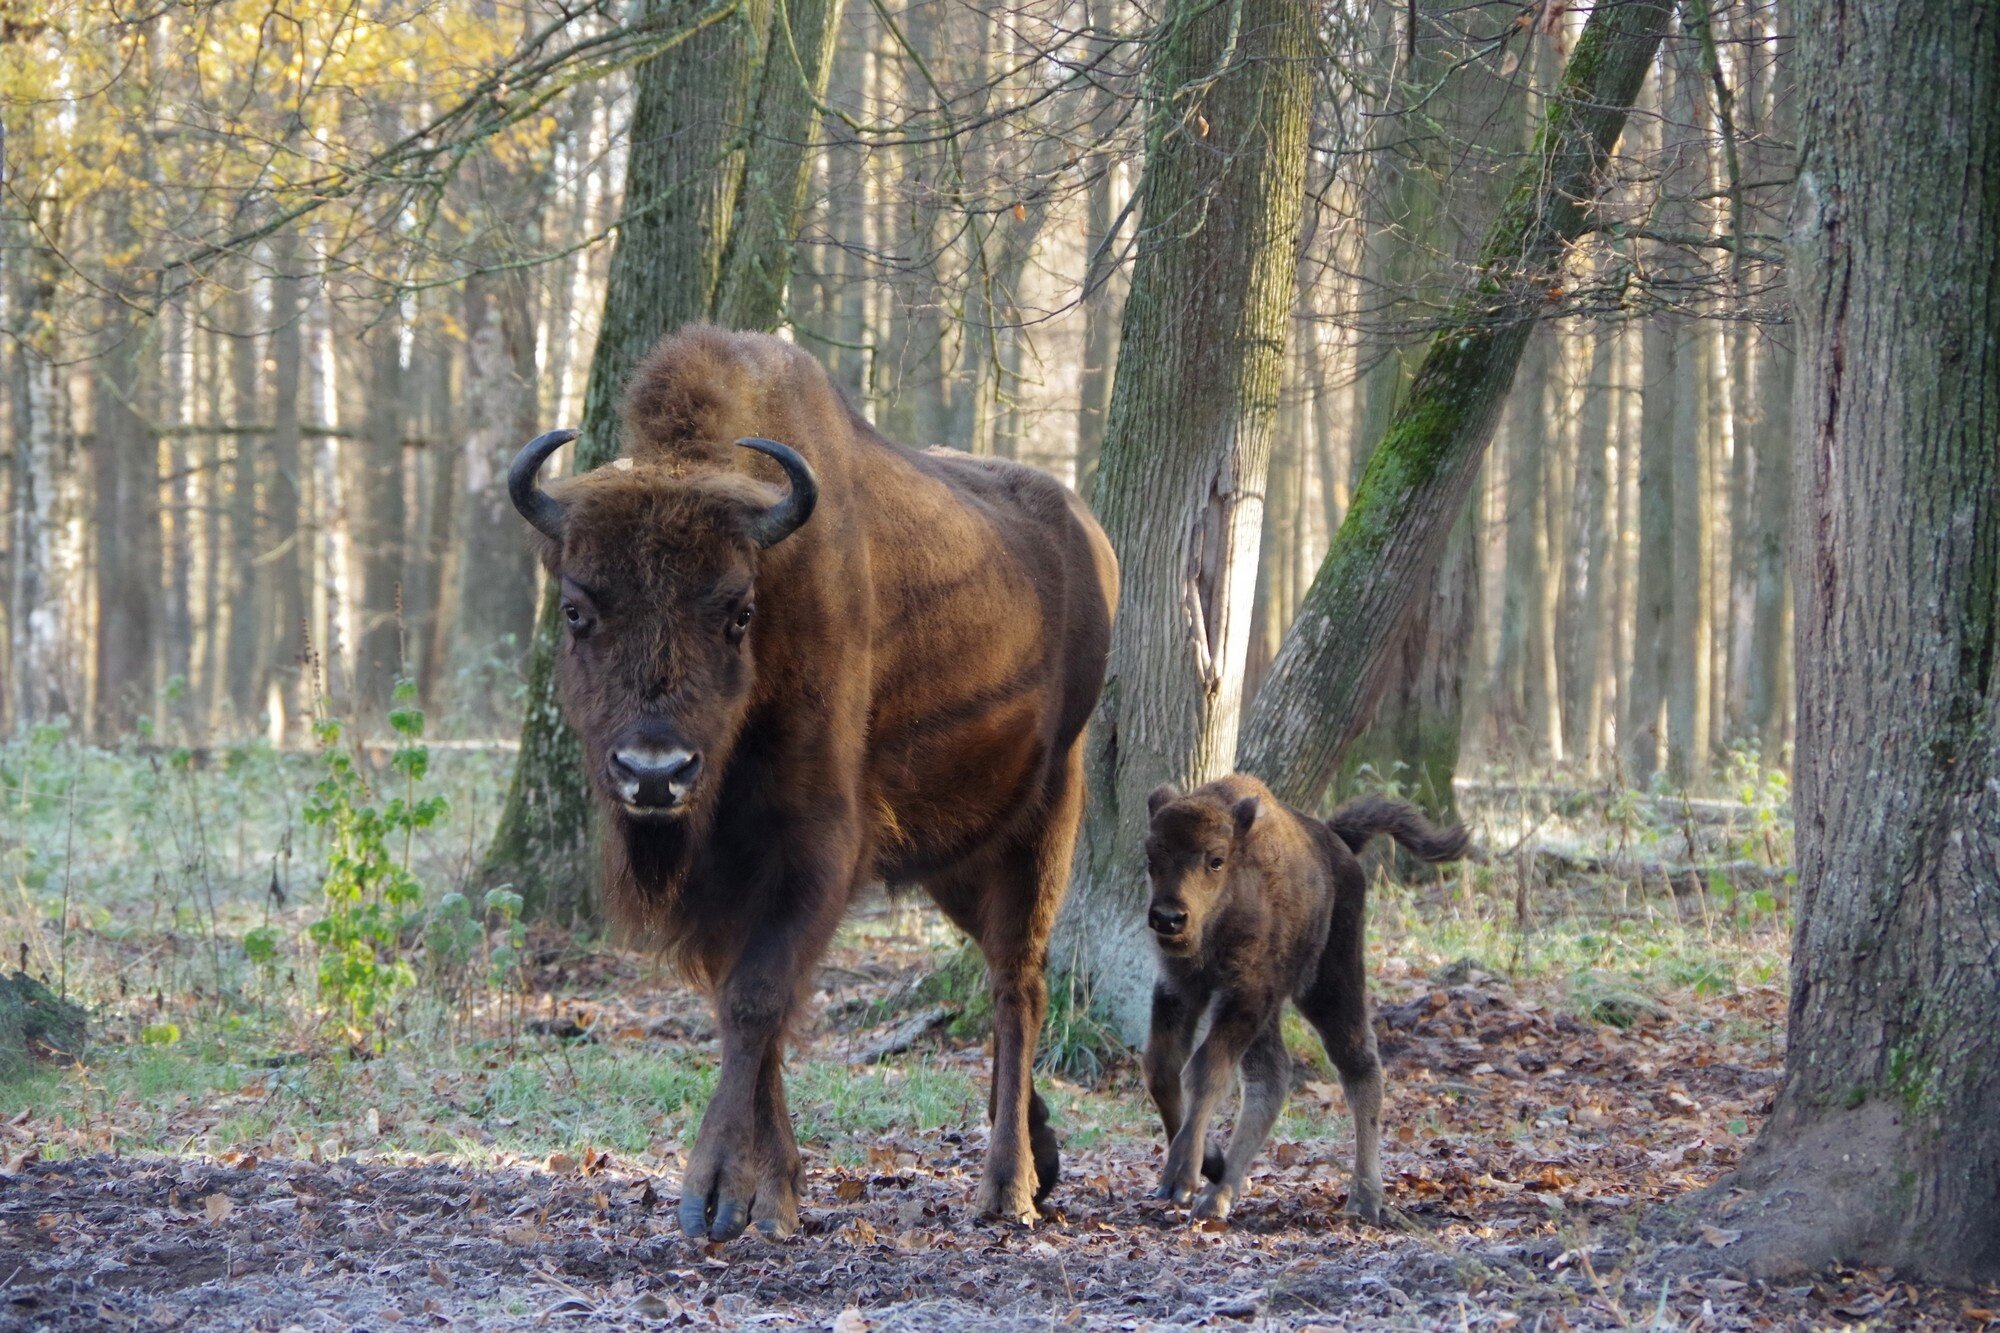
[514,326,1117,1240]
[1140,775,1467,1223]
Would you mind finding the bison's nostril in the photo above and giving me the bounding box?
[1148,905,1188,937]
[610,746,703,808]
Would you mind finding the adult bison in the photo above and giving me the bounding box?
[508,326,1117,1240]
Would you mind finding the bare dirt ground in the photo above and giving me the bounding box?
[6,952,1991,1331]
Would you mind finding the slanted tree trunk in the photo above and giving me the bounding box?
[1237,0,1675,811]
[483,0,841,922]
[1718,0,2000,1284]
[1338,0,1520,815]
[1055,0,1316,1043]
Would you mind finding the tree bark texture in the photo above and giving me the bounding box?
[1237,0,1675,810]
[1056,0,1316,1044]
[1721,0,1999,1286]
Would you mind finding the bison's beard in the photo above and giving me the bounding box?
[598,791,721,982]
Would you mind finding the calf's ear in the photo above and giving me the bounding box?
[1231,796,1261,837]
[1146,784,1180,819]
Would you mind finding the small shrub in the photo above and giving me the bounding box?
[302,681,447,1047]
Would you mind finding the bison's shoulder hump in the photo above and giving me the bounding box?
[620,326,826,464]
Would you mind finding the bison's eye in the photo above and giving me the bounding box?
[562,600,588,635]
[726,603,754,644]
[1207,854,1225,871]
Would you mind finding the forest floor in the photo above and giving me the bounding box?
[2,739,1995,1329]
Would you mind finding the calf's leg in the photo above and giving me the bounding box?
[1193,1020,1289,1222]
[1297,868,1385,1222]
[1156,999,1263,1205]
[1144,979,1225,1182]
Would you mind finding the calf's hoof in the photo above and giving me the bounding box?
[1192,1183,1234,1223]
[1345,1183,1383,1223]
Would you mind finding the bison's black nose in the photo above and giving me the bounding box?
[610,747,703,810]
[1148,904,1188,937]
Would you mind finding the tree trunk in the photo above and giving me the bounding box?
[1719,0,2000,1284]
[455,269,543,694]
[1237,0,1675,809]
[1747,331,1792,754]
[1073,0,1125,497]
[223,272,264,724]
[1666,313,1713,783]
[1055,0,1316,1043]
[483,0,843,922]
[91,309,158,739]
[7,187,68,728]
[711,0,848,331]
[1561,321,1618,773]
[1624,311,1676,784]
[264,229,307,740]
[352,312,407,721]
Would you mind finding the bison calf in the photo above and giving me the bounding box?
[1141,776,1468,1223]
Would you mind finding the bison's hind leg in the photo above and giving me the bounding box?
[927,747,1085,1221]
[1029,1087,1060,1203]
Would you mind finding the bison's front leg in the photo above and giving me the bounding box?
[678,910,834,1243]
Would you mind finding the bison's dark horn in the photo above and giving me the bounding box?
[735,437,819,548]
[509,428,577,541]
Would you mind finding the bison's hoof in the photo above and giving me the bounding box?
[1192,1184,1234,1223]
[1345,1185,1383,1223]
[975,1175,1038,1225]
[753,1216,798,1241]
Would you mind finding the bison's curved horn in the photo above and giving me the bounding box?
[735,437,819,548]
[509,428,577,541]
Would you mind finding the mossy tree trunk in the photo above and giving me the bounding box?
[1055,0,1316,1044]
[481,0,843,923]
[1237,0,1675,810]
[1716,0,1999,1284]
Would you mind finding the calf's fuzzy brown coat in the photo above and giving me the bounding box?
[1141,777,1468,1222]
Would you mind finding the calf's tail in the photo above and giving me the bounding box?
[1325,794,1470,863]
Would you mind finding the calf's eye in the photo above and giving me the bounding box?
[562,601,583,627]
[727,603,755,642]
[1207,855,1225,871]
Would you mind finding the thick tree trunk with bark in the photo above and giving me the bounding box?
[1237,0,1675,810]
[1717,0,2000,1285]
[1056,0,1315,1043]
[483,0,839,921]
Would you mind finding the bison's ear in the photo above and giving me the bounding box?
[1231,796,1261,838]
[1146,784,1180,819]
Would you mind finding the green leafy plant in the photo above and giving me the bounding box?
[302,681,447,1047]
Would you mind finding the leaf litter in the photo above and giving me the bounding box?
[1,920,1992,1329]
